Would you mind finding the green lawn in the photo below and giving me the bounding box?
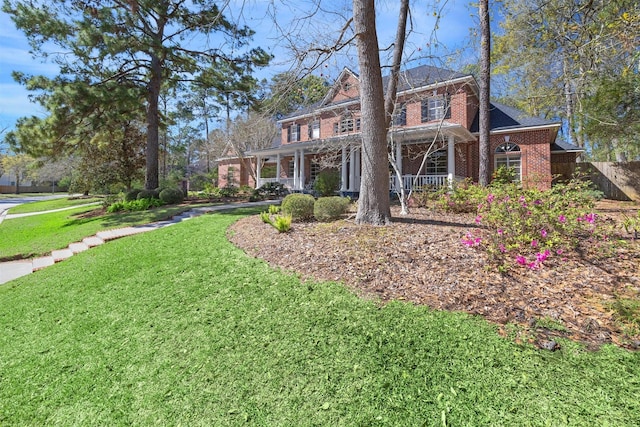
[5,196,103,214]
[1,209,638,426]
[0,204,192,260]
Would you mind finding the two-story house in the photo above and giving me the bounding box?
[217,64,582,193]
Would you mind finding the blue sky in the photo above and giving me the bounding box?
[0,0,480,137]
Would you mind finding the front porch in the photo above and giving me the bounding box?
[253,128,470,195]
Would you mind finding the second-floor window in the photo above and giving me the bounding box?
[287,124,301,142]
[333,117,361,134]
[393,103,407,126]
[308,120,320,140]
[421,95,451,122]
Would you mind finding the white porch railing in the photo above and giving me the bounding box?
[390,175,451,192]
[257,177,295,189]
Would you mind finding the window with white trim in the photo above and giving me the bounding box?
[393,103,407,126]
[308,120,320,140]
[287,124,300,142]
[421,95,451,122]
[494,142,521,181]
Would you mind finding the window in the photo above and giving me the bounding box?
[308,120,320,140]
[334,116,361,134]
[426,150,448,175]
[495,142,521,181]
[288,160,295,177]
[421,95,451,122]
[393,103,407,126]
[310,161,322,182]
[287,124,300,142]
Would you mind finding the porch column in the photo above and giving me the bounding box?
[299,149,305,190]
[341,146,348,192]
[293,150,299,190]
[348,146,356,192]
[256,155,262,188]
[447,134,455,188]
[276,153,281,182]
[354,148,361,190]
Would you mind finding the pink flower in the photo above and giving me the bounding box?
[497,228,504,236]
[475,215,482,224]
[516,255,527,265]
[536,249,551,263]
[533,199,542,205]
[558,215,566,223]
[585,213,597,224]
[556,249,564,255]
[540,229,548,238]
[487,194,495,203]
[499,244,506,253]
[527,261,539,270]
[531,239,538,248]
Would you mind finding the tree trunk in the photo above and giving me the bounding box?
[353,0,391,225]
[145,53,162,190]
[477,0,491,186]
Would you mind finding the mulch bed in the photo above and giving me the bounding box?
[227,200,640,350]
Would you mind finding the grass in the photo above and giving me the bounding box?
[5,196,103,214]
[1,209,639,426]
[0,204,192,260]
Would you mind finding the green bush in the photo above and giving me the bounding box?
[491,165,517,185]
[107,198,163,212]
[125,188,143,201]
[281,193,315,222]
[314,196,351,222]
[159,188,184,205]
[137,189,159,200]
[313,170,341,197]
[253,182,288,200]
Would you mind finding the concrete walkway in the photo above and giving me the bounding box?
[0,201,278,286]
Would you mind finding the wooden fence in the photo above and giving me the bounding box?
[581,161,640,202]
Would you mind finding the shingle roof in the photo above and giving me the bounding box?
[551,139,583,152]
[280,65,470,121]
[385,65,470,92]
[470,102,561,132]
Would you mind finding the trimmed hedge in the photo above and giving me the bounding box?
[281,193,315,222]
[159,188,184,204]
[314,196,351,222]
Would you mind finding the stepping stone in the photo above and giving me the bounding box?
[83,236,104,247]
[96,230,119,241]
[51,249,74,262]
[0,260,33,284]
[32,256,55,271]
[69,242,89,253]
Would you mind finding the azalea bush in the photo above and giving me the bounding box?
[457,176,613,271]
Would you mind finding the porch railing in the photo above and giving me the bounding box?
[390,174,451,192]
[257,177,295,189]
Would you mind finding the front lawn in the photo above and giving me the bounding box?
[5,196,103,214]
[1,210,638,426]
[0,204,192,260]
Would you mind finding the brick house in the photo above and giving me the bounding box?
[217,65,582,192]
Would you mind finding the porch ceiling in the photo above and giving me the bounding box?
[391,123,475,145]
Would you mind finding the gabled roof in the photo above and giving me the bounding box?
[470,102,561,133]
[278,64,472,122]
[551,139,583,153]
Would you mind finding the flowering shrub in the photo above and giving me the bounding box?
[451,176,612,271]
[437,178,487,213]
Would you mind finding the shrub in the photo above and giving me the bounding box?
[107,198,163,212]
[272,214,292,232]
[314,196,351,222]
[253,182,288,200]
[313,170,341,196]
[281,193,315,221]
[437,179,487,213]
[125,188,143,201]
[159,188,184,205]
[491,165,517,185]
[137,189,159,200]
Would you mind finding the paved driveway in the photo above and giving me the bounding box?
[0,195,72,223]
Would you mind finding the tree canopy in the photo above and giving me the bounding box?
[3,0,271,189]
